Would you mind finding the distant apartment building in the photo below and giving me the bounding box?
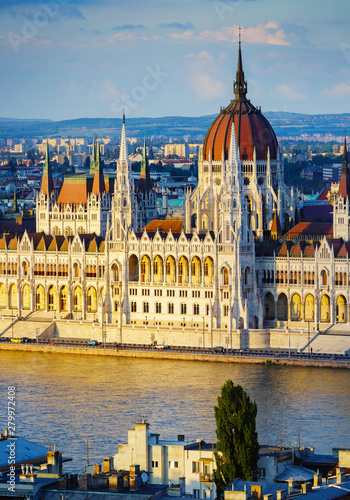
[165,144,189,157]
[323,164,341,183]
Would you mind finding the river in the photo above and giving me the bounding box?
[0,351,349,472]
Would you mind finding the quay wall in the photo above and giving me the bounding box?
[54,321,304,351]
[0,343,349,369]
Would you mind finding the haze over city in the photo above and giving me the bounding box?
[0,0,349,120]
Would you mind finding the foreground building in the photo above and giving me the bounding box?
[0,43,349,349]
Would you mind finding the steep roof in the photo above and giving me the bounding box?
[284,222,333,241]
[339,137,350,199]
[144,220,183,234]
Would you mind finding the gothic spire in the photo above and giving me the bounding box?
[40,139,54,196]
[139,138,151,193]
[90,136,96,175]
[339,135,350,199]
[92,139,106,196]
[233,27,248,100]
[119,112,129,169]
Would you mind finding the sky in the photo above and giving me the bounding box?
[0,0,349,120]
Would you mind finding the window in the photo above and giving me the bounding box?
[223,305,229,316]
[91,214,97,220]
[155,289,162,296]
[168,303,174,314]
[152,461,158,468]
[193,303,200,315]
[156,302,162,314]
[206,304,210,315]
[169,461,178,469]
[192,290,200,298]
[192,461,200,473]
[258,468,266,479]
[167,290,175,297]
[143,302,149,313]
[131,301,137,312]
[181,303,187,315]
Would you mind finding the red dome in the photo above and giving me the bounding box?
[203,44,278,162]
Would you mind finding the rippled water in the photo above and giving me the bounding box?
[0,351,349,472]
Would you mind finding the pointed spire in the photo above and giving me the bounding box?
[119,112,129,168]
[92,139,106,196]
[40,139,54,196]
[233,27,248,100]
[270,211,281,240]
[12,187,18,213]
[90,136,96,175]
[339,135,350,199]
[228,120,238,166]
[139,138,151,193]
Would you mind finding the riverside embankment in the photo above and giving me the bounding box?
[1,342,349,369]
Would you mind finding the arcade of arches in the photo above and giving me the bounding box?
[129,255,217,285]
[264,292,347,324]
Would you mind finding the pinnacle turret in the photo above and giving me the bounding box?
[40,139,54,196]
[339,135,350,199]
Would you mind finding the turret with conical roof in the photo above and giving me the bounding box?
[339,136,350,199]
[92,139,106,196]
[90,136,96,175]
[139,138,152,193]
[40,140,54,196]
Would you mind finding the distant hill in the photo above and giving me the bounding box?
[0,112,349,140]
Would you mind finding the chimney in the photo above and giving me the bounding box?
[103,457,113,473]
[313,473,322,487]
[276,490,287,500]
[301,483,312,494]
[336,467,345,483]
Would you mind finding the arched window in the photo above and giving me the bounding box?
[143,302,149,313]
[181,303,187,315]
[193,303,199,315]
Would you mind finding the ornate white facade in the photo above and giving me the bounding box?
[0,46,350,348]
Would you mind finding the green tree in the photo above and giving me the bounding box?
[214,380,259,497]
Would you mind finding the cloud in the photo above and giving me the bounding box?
[276,84,305,100]
[185,51,214,61]
[187,71,226,100]
[322,81,350,98]
[169,23,291,46]
[158,22,194,30]
[112,24,145,31]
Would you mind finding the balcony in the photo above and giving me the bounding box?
[199,473,213,483]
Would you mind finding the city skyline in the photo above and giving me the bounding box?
[0,0,349,120]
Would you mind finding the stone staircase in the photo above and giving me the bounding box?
[308,334,350,355]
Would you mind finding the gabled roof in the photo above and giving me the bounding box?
[57,177,93,206]
[144,220,183,234]
[284,222,333,241]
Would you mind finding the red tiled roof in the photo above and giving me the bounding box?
[144,220,183,234]
[284,222,333,240]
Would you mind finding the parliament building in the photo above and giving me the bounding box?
[1,43,350,348]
